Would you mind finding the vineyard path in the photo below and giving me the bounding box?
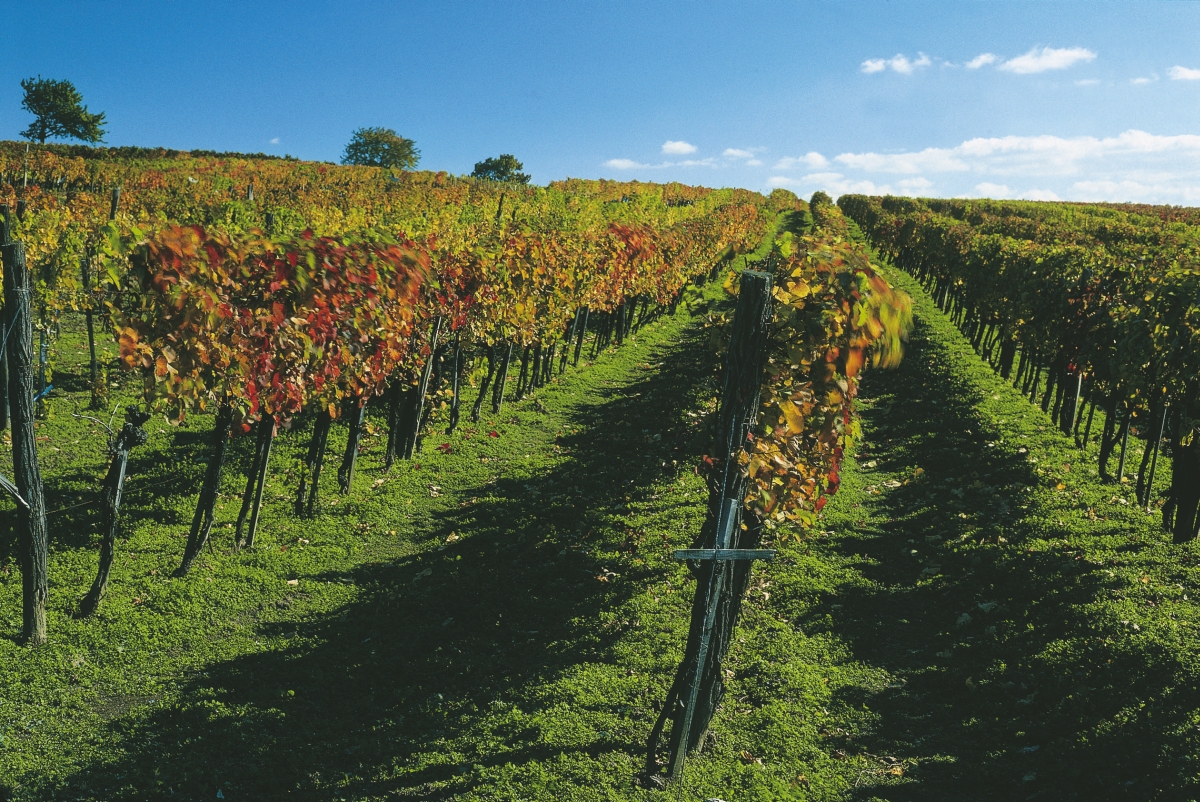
[796,250,1197,801]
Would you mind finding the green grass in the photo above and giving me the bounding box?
[3,213,1200,801]
[784,228,1200,800]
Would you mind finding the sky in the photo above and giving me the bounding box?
[6,1,1200,203]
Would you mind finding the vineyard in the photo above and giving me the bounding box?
[2,142,1197,799]
[0,146,924,800]
[839,193,1200,541]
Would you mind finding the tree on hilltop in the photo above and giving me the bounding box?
[471,154,530,184]
[20,77,106,144]
[342,127,420,169]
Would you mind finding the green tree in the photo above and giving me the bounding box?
[20,77,106,144]
[471,154,530,184]
[341,127,419,169]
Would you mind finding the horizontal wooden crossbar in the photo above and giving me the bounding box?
[672,548,776,561]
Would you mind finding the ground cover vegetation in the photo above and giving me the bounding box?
[840,194,1200,542]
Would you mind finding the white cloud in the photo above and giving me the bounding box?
[998,46,1096,74]
[746,159,763,167]
[773,152,829,170]
[861,52,931,75]
[269,137,281,144]
[835,147,969,174]
[1169,65,1200,81]
[810,129,1200,203]
[604,156,717,171]
[974,182,1011,197]
[966,53,998,69]
[767,172,931,198]
[1131,75,1157,85]
[605,158,648,170]
[723,148,754,158]
[662,140,697,155]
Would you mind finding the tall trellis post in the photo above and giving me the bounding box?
[644,270,775,782]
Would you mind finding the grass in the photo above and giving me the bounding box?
[3,212,1199,801]
[780,225,1200,800]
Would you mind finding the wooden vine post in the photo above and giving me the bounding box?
[399,316,443,459]
[81,258,101,408]
[644,270,776,782]
[176,403,235,576]
[3,228,50,644]
[77,406,151,617]
[0,205,9,432]
[235,414,277,548]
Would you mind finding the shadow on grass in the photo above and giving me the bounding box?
[30,322,718,801]
[812,306,1200,800]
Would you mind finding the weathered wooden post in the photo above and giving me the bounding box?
[573,306,589,366]
[645,270,775,783]
[400,316,444,459]
[177,403,235,575]
[0,205,10,431]
[81,258,101,407]
[235,414,277,548]
[1144,404,1168,512]
[77,407,151,616]
[4,229,49,644]
[447,331,463,434]
[491,340,513,414]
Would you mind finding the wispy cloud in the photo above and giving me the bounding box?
[788,130,1200,204]
[1131,75,1158,85]
[269,137,281,144]
[998,46,1096,74]
[861,52,931,75]
[661,140,697,155]
[965,53,998,69]
[722,147,767,165]
[605,158,649,170]
[974,182,1010,197]
[604,156,716,170]
[773,152,829,170]
[769,173,933,197]
[1169,65,1200,81]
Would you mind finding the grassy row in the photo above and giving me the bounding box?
[770,225,1200,800]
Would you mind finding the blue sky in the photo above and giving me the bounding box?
[7,1,1200,202]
